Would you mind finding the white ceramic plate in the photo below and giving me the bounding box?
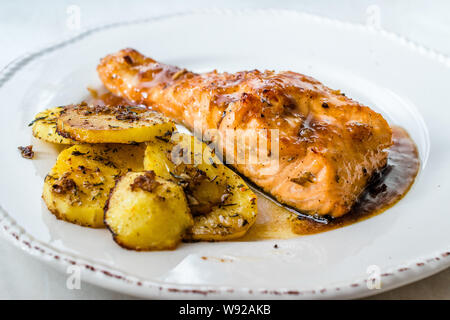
[0,9,449,299]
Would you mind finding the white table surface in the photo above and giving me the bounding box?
[1,0,449,299]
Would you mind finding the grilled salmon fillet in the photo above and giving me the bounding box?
[97,48,392,218]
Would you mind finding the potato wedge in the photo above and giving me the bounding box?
[104,171,193,251]
[144,133,257,241]
[43,143,145,228]
[56,103,175,144]
[30,107,75,144]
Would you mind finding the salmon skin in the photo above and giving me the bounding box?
[97,48,392,218]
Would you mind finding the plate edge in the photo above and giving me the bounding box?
[0,8,449,299]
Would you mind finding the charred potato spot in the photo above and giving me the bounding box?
[130,170,161,192]
[18,145,35,159]
[104,171,193,251]
[31,107,76,144]
[56,104,176,144]
[42,144,145,228]
[144,133,257,241]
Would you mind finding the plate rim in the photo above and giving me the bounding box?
[1,8,449,299]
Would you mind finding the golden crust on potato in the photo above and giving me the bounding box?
[144,133,257,241]
[42,143,145,228]
[31,107,75,144]
[104,171,193,251]
[56,104,175,144]
[37,100,257,248]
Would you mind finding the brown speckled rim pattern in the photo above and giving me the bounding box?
[0,9,449,299]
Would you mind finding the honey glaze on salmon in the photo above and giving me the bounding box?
[97,49,393,218]
[85,89,420,240]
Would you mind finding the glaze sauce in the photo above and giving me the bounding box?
[86,87,132,106]
[86,89,420,240]
[242,126,420,240]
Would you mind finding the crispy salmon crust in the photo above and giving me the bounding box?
[97,48,392,217]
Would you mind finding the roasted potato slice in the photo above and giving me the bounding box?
[104,171,193,250]
[144,133,257,241]
[30,107,75,144]
[42,143,145,228]
[56,103,175,144]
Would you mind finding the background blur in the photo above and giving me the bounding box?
[0,0,449,299]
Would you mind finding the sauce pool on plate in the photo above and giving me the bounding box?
[242,126,420,240]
